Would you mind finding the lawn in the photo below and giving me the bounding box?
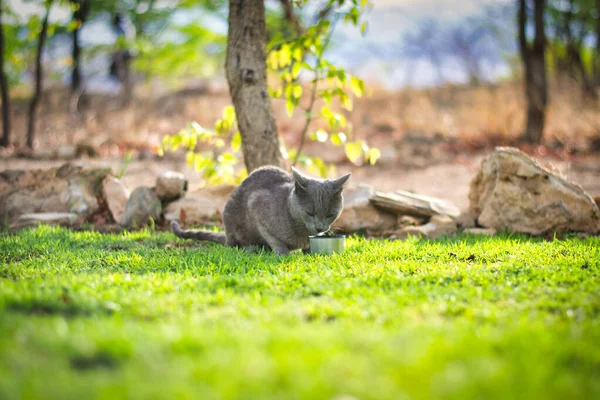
[0,226,599,400]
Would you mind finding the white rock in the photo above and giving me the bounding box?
[333,184,397,233]
[119,187,162,228]
[469,147,600,235]
[370,190,461,218]
[463,227,496,236]
[56,145,78,160]
[156,171,186,202]
[0,164,110,225]
[11,212,79,228]
[102,176,130,223]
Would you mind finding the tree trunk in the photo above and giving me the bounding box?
[0,0,11,147]
[71,26,81,94]
[70,0,89,112]
[70,0,89,95]
[226,0,282,172]
[26,3,52,149]
[518,0,548,144]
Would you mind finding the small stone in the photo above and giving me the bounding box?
[332,184,397,233]
[156,171,187,202]
[102,176,130,223]
[456,211,476,229]
[56,145,78,160]
[119,187,162,228]
[370,190,460,219]
[11,212,79,229]
[398,215,424,226]
[464,227,496,236]
[394,215,457,240]
[163,184,236,225]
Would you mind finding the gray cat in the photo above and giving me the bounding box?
[171,166,350,254]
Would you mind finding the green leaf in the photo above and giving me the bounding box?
[279,44,292,68]
[194,155,211,171]
[366,147,381,165]
[170,135,182,151]
[321,106,334,120]
[219,153,238,164]
[310,130,329,143]
[331,132,347,146]
[268,50,279,70]
[301,61,313,71]
[286,97,295,117]
[350,77,365,97]
[314,157,328,178]
[340,93,353,110]
[215,120,229,135]
[223,106,236,125]
[186,151,195,167]
[281,71,293,83]
[345,141,363,164]
[361,22,368,36]
[293,84,302,99]
[291,62,301,79]
[269,87,282,98]
[320,89,332,105]
[292,47,303,62]
[66,20,81,32]
[332,113,347,128]
[231,132,242,152]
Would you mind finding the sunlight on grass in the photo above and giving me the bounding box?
[0,226,599,399]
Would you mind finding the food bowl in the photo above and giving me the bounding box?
[309,234,346,255]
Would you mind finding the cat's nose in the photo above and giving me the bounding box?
[316,226,328,233]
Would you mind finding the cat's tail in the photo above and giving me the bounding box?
[170,221,227,245]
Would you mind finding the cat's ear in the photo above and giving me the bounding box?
[291,167,309,192]
[331,173,351,192]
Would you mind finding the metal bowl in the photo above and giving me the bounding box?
[309,234,346,255]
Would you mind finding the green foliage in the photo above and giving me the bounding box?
[133,22,226,83]
[163,0,378,182]
[161,107,246,185]
[1,227,599,399]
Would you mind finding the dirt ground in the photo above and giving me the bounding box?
[2,82,600,211]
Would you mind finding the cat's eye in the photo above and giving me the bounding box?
[326,214,335,218]
[307,212,315,217]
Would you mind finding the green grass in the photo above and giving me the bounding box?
[1,226,599,400]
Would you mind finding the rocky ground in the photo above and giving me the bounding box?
[2,149,599,212]
[2,147,599,238]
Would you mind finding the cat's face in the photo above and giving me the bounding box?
[289,167,351,235]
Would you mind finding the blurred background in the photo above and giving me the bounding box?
[0,0,599,210]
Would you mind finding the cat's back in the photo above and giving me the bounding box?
[235,166,292,193]
[225,166,292,211]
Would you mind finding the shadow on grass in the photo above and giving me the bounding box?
[70,350,122,371]
[6,298,118,318]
